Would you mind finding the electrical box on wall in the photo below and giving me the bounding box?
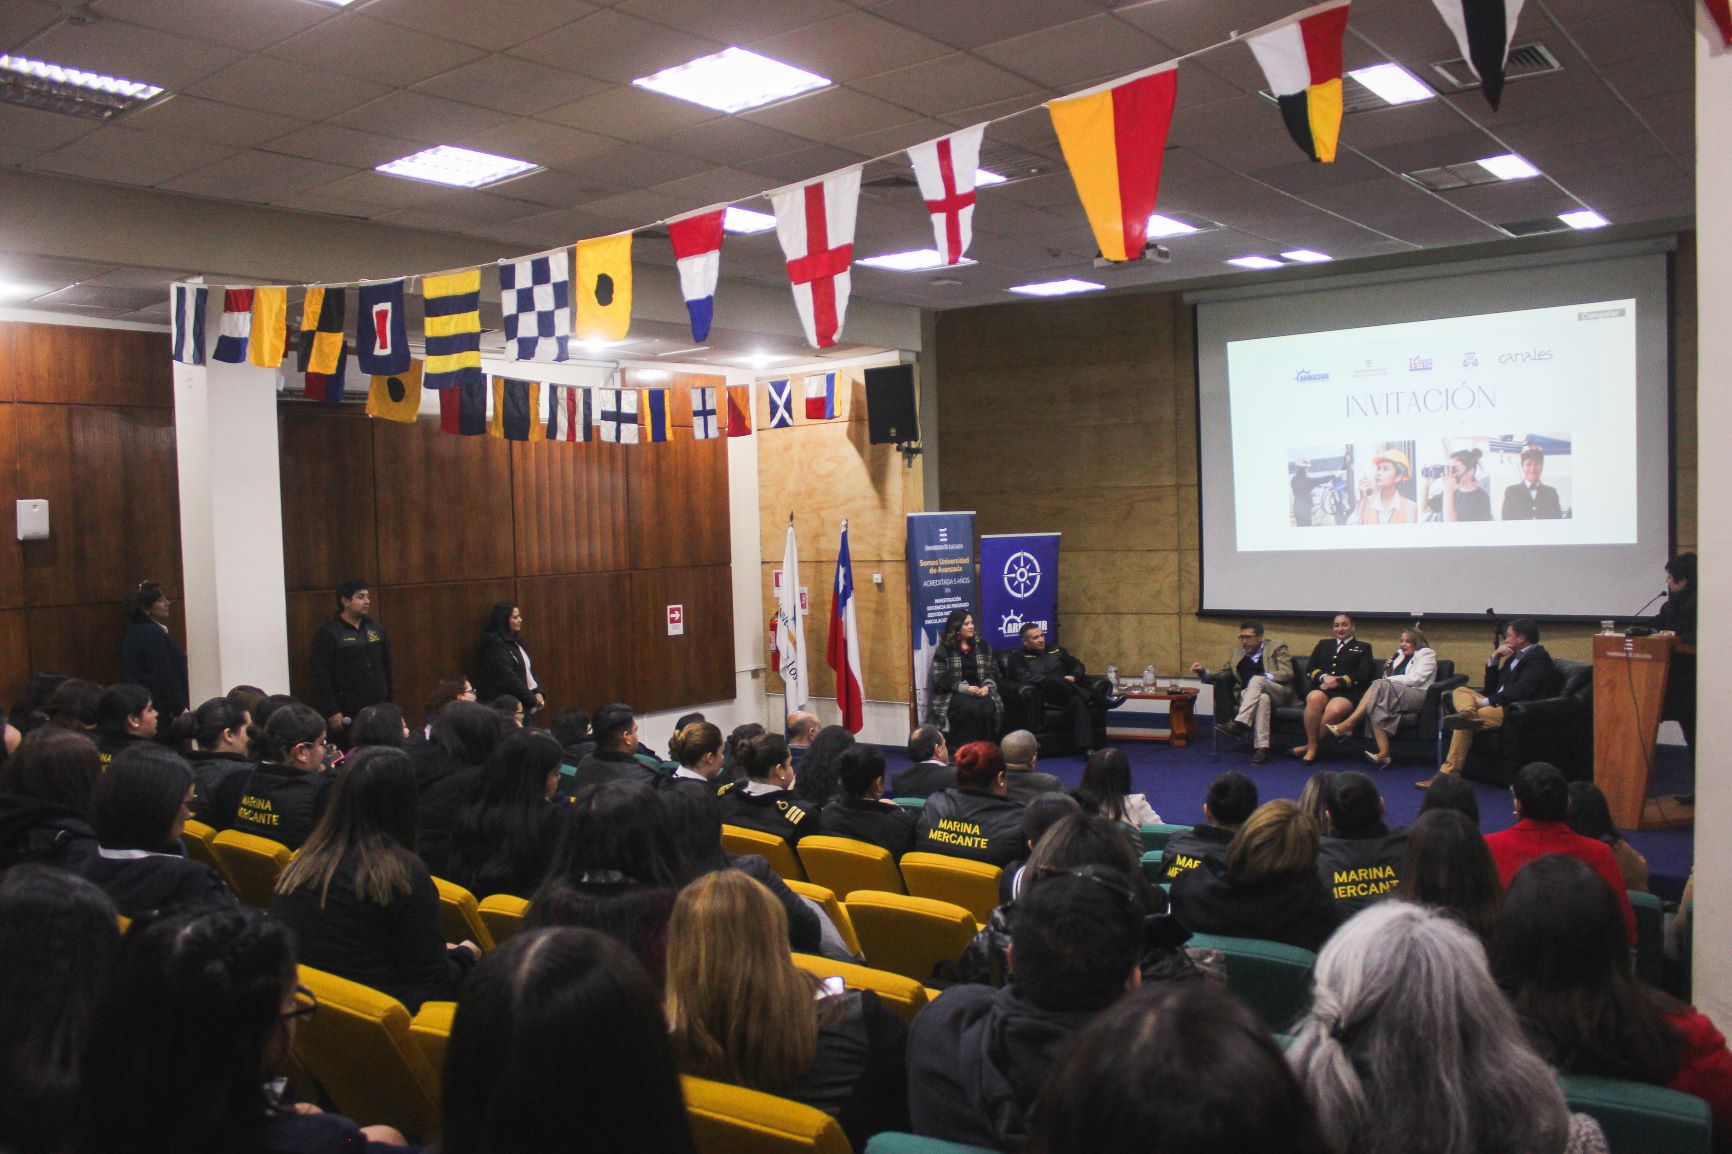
[16,500,48,541]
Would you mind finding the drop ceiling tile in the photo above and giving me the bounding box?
[564,189,689,227]
[1336,101,1475,152]
[485,166,621,208]
[650,118,819,164]
[412,55,611,114]
[266,15,488,87]
[850,54,1044,119]
[489,204,625,243]
[360,0,598,52]
[162,149,357,199]
[0,105,101,165]
[747,12,953,84]
[975,14,1169,92]
[870,0,1116,51]
[331,91,516,143]
[10,301,136,319]
[262,124,425,169]
[89,0,332,52]
[303,169,466,209]
[839,116,954,160]
[744,87,923,141]
[651,166,780,206]
[507,10,723,85]
[0,253,120,285]
[457,119,621,169]
[36,283,167,310]
[188,58,391,121]
[32,127,237,187]
[374,190,552,229]
[741,143,872,184]
[1599,47,1694,102]
[537,84,722,139]
[122,95,308,149]
[566,141,711,188]
[80,266,202,289]
[267,190,387,219]
[0,0,61,46]
[26,18,243,90]
[1565,2,1692,66]
[617,0,853,42]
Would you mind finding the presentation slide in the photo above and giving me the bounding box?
[1194,251,1672,619]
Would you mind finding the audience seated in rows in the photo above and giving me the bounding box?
[231,703,336,851]
[785,710,820,760]
[269,747,479,1012]
[1160,770,1257,883]
[1169,798,1340,952]
[669,720,726,785]
[892,724,954,799]
[913,741,1025,868]
[820,744,917,858]
[1396,808,1504,946]
[997,792,1082,907]
[93,683,156,764]
[1316,770,1406,916]
[78,744,234,918]
[666,870,910,1147]
[717,733,816,847]
[1075,747,1161,827]
[0,726,101,872]
[177,696,255,827]
[548,704,593,772]
[1000,728,1062,803]
[410,701,512,875]
[1567,779,1651,893]
[349,702,410,749]
[445,728,566,901]
[1484,762,1636,943]
[794,724,855,811]
[568,702,663,793]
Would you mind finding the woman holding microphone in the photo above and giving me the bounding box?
[1326,627,1437,768]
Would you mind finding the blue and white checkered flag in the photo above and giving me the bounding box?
[499,251,571,362]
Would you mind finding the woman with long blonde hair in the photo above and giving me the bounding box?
[665,870,908,1148]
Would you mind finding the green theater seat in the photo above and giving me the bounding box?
[1139,822,1192,854]
[1561,1073,1712,1154]
[866,1133,1003,1154]
[891,797,926,811]
[1629,890,1664,988]
[1184,932,1317,1031]
[1140,849,1165,884]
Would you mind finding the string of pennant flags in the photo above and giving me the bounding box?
[170,0,1533,437]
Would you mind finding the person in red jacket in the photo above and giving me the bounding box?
[1484,761,1635,944]
[1493,854,1732,1145]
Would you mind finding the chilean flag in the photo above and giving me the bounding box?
[827,519,864,734]
[907,123,986,266]
[667,207,725,342]
[770,167,861,349]
[1709,0,1732,46]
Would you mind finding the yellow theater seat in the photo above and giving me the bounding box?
[842,891,977,983]
[797,835,905,897]
[791,953,929,1025]
[432,877,495,951]
[180,819,221,872]
[784,879,863,957]
[209,829,292,909]
[897,853,1001,928]
[721,824,806,882]
[294,965,441,1142]
[682,1074,851,1154]
[408,1001,456,1097]
[477,892,529,945]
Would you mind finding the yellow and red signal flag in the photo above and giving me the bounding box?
[1047,62,1179,263]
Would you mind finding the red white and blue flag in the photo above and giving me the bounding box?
[907,124,986,266]
[212,288,253,363]
[770,168,860,349]
[667,207,725,342]
[827,519,864,734]
[804,372,836,421]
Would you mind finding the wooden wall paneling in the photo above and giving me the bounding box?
[624,404,730,571]
[18,404,182,607]
[26,603,131,687]
[0,609,31,704]
[373,418,514,586]
[284,590,337,705]
[510,437,630,576]
[0,406,27,608]
[514,572,635,716]
[375,580,516,728]
[628,565,734,713]
[9,323,172,407]
[279,407,379,593]
[0,324,18,402]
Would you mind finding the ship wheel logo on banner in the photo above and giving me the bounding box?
[1003,551,1042,599]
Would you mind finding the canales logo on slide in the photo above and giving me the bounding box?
[1003,551,1041,598]
[1499,348,1553,364]
[1293,368,1330,382]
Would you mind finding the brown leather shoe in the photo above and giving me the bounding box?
[1413,775,1437,790]
[1214,720,1248,740]
[1442,712,1486,732]
[1251,747,1269,765]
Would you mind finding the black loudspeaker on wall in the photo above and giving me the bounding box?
[864,364,919,445]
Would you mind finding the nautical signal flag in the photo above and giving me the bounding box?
[1245,0,1349,164]
[804,372,836,421]
[547,384,592,442]
[297,287,345,376]
[907,124,986,266]
[1430,0,1524,110]
[422,269,483,391]
[640,388,670,442]
[667,207,724,342]
[771,167,860,349]
[490,377,544,442]
[439,376,488,436]
[212,289,253,363]
[597,387,639,444]
[303,343,348,405]
[726,384,753,437]
[500,251,572,362]
[366,360,422,423]
[575,233,633,342]
[691,386,719,440]
[356,279,410,376]
[1048,63,1178,263]
[249,287,288,368]
[1708,0,1732,46]
[767,378,795,429]
[171,283,206,365]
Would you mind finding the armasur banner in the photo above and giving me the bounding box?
[978,533,1061,651]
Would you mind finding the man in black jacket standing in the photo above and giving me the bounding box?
[309,578,392,743]
[1003,623,1123,752]
[1421,616,1559,788]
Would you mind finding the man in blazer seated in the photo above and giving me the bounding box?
[1191,621,1294,765]
[1418,616,1559,789]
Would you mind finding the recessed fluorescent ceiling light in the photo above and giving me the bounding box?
[1146,214,1198,238]
[1227,255,1285,270]
[743,352,794,367]
[0,53,164,121]
[0,282,44,300]
[657,345,711,357]
[857,249,954,271]
[1281,249,1332,263]
[633,47,830,114]
[1009,279,1104,297]
[310,0,361,6]
[376,145,541,189]
[1559,209,1609,230]
[1477,153,1541,180]
[1347,63,1434,105]
[721,206,777,234]
[974,168,1008,186]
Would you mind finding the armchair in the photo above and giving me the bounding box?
[1462,658,1594,785]
[992,649,1107,756]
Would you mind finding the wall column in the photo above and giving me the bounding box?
[172,293,290,700]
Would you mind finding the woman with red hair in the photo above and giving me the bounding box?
[911,741,1026,867]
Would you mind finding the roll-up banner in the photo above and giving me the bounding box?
[906,511,977,724]
[978,532,1061,651]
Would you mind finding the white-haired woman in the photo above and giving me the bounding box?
[1325,627,1437,768]
[1288,901,1607,1154]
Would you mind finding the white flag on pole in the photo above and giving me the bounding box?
[777,518,809,712]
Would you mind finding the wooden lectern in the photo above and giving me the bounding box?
[1593,634,1692,830]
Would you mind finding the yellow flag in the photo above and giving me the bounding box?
[248,287,288,367]
[575,233,633,341]
[366,360,422,423]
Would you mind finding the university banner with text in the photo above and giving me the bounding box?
[907,512,977,724]
[978,532,1061,651]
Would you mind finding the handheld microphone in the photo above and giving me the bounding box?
[1623,590,1667,636]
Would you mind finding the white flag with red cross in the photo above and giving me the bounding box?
[769,167,861,349]
[907,123,986,266]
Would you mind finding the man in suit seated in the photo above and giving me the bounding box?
[1002,623,1125,752]
[1418,617,1559,789]
[892,725,955,798]
[1499,444,1564,520]
[1292,613,1376,763]
[1191,621,1294,765]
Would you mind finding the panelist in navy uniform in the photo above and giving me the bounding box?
[1293,614,1376,764]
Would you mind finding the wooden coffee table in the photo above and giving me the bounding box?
[1105,688,1199,747]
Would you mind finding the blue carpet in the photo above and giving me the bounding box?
[879,740,1694,903]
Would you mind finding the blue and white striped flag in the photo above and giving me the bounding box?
[171,282,207,365]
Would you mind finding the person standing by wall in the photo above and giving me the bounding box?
[309,578,392,746]
[121,581,188,727]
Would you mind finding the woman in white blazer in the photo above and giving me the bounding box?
[1326,627,1437,768]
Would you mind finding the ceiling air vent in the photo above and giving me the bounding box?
[1499,216,1573,237]
[1431,43,1562,92]
[1404,161,1506,192]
